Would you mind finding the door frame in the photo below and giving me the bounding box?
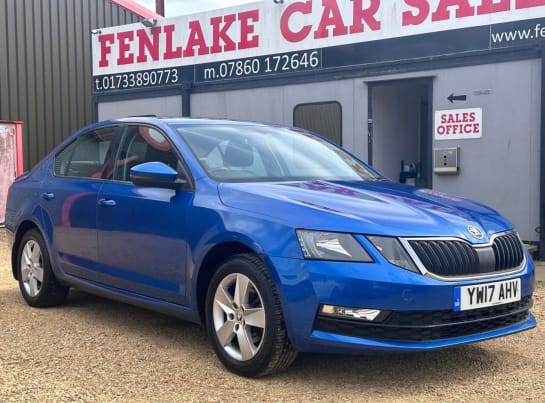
[366,77,434,188]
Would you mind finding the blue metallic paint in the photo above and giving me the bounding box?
[5,117,536,355]
[268,255,535,352]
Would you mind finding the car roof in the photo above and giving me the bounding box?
[110,116,270,127]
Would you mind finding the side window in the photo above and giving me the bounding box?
[54,127,118,179]
[114,125,179,182]
[294,101,342,145]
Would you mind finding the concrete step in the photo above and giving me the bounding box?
[533,260,545,282]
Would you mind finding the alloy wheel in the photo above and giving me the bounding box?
[20,240,44,297]
[212,273,266,361]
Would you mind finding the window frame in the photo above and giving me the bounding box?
[293,101,343,146]
[113,124,195,190]
[53,125,122,180]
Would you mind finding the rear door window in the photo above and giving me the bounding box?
[54,127,119,179]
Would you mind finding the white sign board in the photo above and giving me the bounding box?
[434,108,482,140]
[92,1,545,76]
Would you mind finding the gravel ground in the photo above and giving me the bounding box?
[0,229,544,402]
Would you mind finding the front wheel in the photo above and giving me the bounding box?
[17,229,69,307]
[206,254,297,377]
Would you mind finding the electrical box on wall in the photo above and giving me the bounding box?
[434,147,459,175]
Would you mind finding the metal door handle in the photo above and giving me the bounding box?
[42,192,55,200]
[98,198,116,207]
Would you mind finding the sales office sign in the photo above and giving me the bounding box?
[434,108,483,140]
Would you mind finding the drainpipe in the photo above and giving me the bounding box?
[155,0,164,16]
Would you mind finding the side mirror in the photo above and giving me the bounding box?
[130,162,186,189]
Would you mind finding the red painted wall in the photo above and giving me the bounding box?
[0,121,23,223]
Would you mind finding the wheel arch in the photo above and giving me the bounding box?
[195,241,258,324]
[11,220,42,280]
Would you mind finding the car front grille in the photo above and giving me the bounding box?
[407,231,524,277]
[314,295,533,342]
[492,231,525,271]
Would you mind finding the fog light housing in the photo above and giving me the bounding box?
[320,305,389,321]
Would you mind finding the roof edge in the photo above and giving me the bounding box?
[110,0,163,20]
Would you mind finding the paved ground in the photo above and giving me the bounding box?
[1,229,544,402]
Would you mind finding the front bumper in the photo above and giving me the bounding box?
[268,254,536,354]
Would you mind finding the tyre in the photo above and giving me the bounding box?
[206,254,297,377]
[17,229,69,307]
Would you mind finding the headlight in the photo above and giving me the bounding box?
[367,236,419,273]
[296,230,373,262]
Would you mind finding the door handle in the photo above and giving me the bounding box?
[98,198,116,207]
[42,192,55,200]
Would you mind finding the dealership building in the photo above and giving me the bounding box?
[91,0,545,258]
[0,0,160,224]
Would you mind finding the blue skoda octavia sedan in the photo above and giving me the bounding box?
[5,118,536,377]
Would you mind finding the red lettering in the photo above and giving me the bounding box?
[516,0,545,9]
[136,27,161,63]
[98,33,115,67]
[403,0,430,26]
[477,0,510,14]
[238,10,259,49]
[437,121,480,136]
[432,0,475,22]
[441,114,447,124]
[116,31,134,65]
[469,112,476,121]
[350,0,381,33]
[280,1,312,43]
[163,24,182,59]
[183,20,210,57]
[314,0,348,39]
[210,14,236,53]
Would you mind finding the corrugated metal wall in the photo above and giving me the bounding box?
[0,0,141,169]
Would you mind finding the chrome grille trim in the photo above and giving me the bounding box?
[400,231,526,282]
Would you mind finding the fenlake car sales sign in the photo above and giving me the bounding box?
[92,0,545,90]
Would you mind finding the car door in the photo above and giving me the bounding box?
[96,124,193,305]
[41,125,121,278]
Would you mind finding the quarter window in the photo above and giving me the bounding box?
[294,101,342,145]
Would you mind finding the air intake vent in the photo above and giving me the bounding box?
[492,232,525,271]
[408,239,479,276]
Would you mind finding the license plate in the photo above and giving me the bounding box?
[453,278,521,311]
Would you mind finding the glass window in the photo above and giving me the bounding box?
[294,101,342,145]
[173,123,380,183]
[54,127,118,179]
[113,125,179,182]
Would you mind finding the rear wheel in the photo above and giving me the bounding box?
[206,254,297,377]
[17,229,69,307]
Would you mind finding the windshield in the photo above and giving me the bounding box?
[173,123,381,182]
